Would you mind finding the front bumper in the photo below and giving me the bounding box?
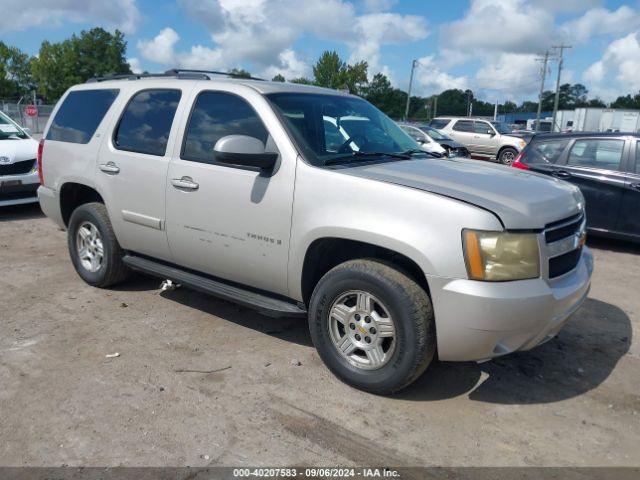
[0,171,39,206]
[428,246,593,361]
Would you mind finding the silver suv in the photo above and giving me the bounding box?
[38,70,592,393]
[431,116,529,165]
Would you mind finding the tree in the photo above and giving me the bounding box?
[361,73,407,119]
[0,42,33,99]
[611,92,640,109]
[271,74,285,82]
[31,28,131,102]
[229,68,252,78]
[290,77,313,85]
[312,51,368,94]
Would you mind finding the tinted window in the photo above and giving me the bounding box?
[453,120,474,132]
[567,139,624,171]
[429,119,450,129]
[114,89,181,156]
[323,119,344,152]
[47,89,119,144]
[526,139,569,164]
[401,125,425,141]
[182,92,268,164]
[474,121,492,134]
[636,141,640,174]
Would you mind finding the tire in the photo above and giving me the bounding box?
[309,259,436,394]
[67,202,130,287]
[498,147,517,165]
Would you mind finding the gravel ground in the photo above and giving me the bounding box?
[0,203,638,467]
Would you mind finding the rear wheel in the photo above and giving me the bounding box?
[498,147,517,165]
[309,259,436,394]
[67,202,130,287]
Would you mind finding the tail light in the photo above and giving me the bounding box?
[37,138,45,185]
[511,151,529,170]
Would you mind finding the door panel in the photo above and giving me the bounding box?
[95,88,185,261]
[617,141,640,238]
[165,88,296,296]
[448,120,476,153]
[560,138,627,232]
[472,121,496,155]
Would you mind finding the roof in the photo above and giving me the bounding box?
[77,69,354,97]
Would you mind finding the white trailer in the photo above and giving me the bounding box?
[599,109,640,132]
[554,110,574,132]
[573,108,605,132]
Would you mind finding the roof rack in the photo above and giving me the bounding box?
[86,69,265,83]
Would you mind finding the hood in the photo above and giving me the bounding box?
[0,137,39,163]
[343,158,583,229]
[506,132,534,142]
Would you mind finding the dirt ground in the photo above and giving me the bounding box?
[0,203,638,467]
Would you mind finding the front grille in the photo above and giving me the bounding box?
[0,159,35,176]
[549,248,582,278]
[545,213,584,278]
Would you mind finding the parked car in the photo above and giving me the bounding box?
[38,71,592,393]
[0,111,40,206]
[513,132,640,242]
[398,123,470,158]
[430,116,529,165]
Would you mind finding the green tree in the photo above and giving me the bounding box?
[290,77,313,84]
[229,68,252,78]
[271,73,285,82]
[0,42,33,99]
[312,51,367,94]
[611,92,640,109]
[31,28,131,102]
[360,73,407,119]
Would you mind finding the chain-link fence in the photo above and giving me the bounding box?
[0,101,54,134]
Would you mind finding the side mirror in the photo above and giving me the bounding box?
[487,129,495,136]
[214,135,278,170]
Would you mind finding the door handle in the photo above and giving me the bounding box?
[552,170,571,178]
[99,162,120,174]
[171,176,199,190]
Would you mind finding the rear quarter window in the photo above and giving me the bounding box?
[429,119,450,129]
[46,89,119,144]
[526,138,569,164]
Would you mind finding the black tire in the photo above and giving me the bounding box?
[67,202,130,287]
[308,259,436,394]
[498,147,517,165]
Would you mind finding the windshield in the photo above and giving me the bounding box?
[491,122,512,134]
[422,125,450,141]
[0,111,28,140]
[267,93,421,166]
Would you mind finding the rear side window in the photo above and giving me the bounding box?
[114,89,181,156]
[429,119,450,129]
[47,89,119,144]
[567,139,624,171]
[526,139,569,164]
[182,91,268,164]
[453,120,474,132]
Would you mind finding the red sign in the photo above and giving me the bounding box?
[24,105,38,117]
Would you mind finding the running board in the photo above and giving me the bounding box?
[122,255,307,318]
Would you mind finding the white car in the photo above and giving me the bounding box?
[0,111,40,206]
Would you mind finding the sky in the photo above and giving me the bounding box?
[1,0,639,103]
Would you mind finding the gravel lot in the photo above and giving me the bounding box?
[1,203,638,467]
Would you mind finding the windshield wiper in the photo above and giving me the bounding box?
[401,149,440,158]
[324,150,411,166]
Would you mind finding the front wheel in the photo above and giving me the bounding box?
[67,202,130,287]
[309,259,436,394]
[498,147,517,165]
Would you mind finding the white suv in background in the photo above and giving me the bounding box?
[430,117,529,165]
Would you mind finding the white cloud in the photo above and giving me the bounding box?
[531,0,601,13]
[561,6,640,43]
[445,0,557,54]
[361,0,398,12]
[475,53,542,97]
[0,0,140,34]
[414,55,469,96]
[127,57,142,74]
[261,49,311,80]
[583,32,640,101]
[138,0,427,81]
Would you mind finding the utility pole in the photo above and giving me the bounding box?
[433,95,438,118]
[403,59,418,121]
[535,50,551,133]
[493,98,498,121]
[551,44,571,132]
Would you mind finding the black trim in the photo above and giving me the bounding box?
[122,254,307,318]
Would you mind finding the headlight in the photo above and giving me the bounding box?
[518,139,527,149]
[462,229,540,281]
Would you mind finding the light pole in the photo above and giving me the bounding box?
[551,44,571,132]
[535,50,550,133]
[403,59,418,121]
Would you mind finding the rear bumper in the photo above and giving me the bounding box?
[0,172,39,206]
[429,247,593,361]
[37,185,65,228]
